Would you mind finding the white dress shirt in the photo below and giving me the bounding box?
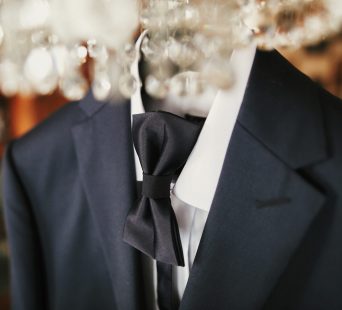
[131,32,256,309]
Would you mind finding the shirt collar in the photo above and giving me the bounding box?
[131,31,256,212]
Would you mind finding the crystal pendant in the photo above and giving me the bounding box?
[92,77,111,101]
[141,35,168,64]
[232,22,254,46]
[1,80,19,97]
[60,70,88,101]
[148,58,174,82]
[140,8,164,31]
[167,4,200,30]
[50,45,69,76]
[169,71,204,97]
[31,29,50,46]
[69,44,88,66]
[87,39,109,64]
[122,43,136,64]
[92,64,112,101]
[0,61,19,97]
[24,47,59,95]
[201,57,234,90]
[166,6,183,29]
[183,5,201,29]
[118,72,137,98]
[145,75,168,99]
[140,8,152,29]
[244,7,276,38]
[167,36,198,68]
[195,34,223,58]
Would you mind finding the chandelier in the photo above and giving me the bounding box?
[0,0,341,101]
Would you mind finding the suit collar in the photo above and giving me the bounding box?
[238,49,328,169]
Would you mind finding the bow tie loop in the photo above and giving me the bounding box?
[142,174,174,199]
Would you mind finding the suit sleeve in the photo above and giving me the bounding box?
[2,142,47,310]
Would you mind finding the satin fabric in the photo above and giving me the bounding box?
[123,111,202,266]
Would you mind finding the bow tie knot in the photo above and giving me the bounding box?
[142,174,174,199]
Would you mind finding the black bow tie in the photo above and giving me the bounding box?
[123,111,203,266]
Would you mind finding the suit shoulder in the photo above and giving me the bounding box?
[318,88,342,145]
[9,101,86,169]
[265,49,342,117]
[319,86,342,115]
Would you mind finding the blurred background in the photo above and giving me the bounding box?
[0,32,341,310]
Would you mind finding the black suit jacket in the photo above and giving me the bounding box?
[3,50,342,310]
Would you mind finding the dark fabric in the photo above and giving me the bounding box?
[124,112,202,310]
[3,50,342,310]
[124,112,202,267]
[142,174,173,199]
[157,262,174,310]
[136,179,178,310]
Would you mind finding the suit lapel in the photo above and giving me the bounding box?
[181,50,329,309]
[180,123,325,309]
[72,93,145,310]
